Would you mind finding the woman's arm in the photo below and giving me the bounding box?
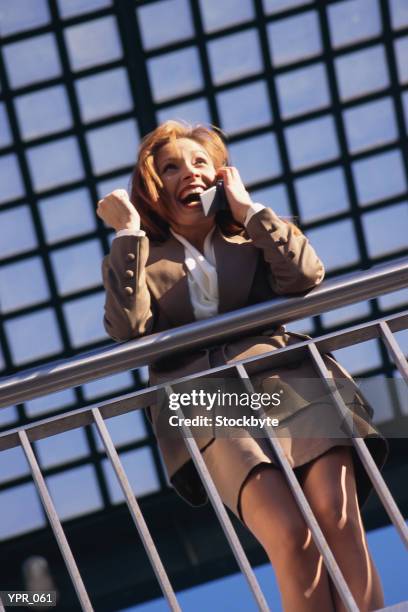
[245,207,325,295]
[98,190,155,341]
[216,166,324,295]
[102,234,155,341]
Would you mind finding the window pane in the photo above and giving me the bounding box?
[389,0,408,30]
[402,91,408,134]
[295,167,349,223]
[332,339,382,375]
[0,483,45,540]
[5,309,62,365]
[343,97,398,154]
[15,85,73,142]
[352,149,407,205]
[0,0,50,36]
[0,406,18,427]
[83,371,134,400]
[208,30,263,85]
[322,300,371,327]
[378,287,408,310]
[64,16,122,72]
[360,375,395,423]
[157,98,211,125]
[75,68,133,123]
[38,188,96,244]
[103,447,160,503]
[57,0,111,19]
[26,136,84,192]
[46,465,103,520]
[327,0,381,49]
[286,317,314,335]
[137,0,193,49]
[216,81,272,135]
[229,133,282,185]
[0,103,12,148]
[0,257,49,314]
[86,119,139,175]
[96,173,131,199]
[199,0,254,33]
[335,45,389,101]
[93,411,146,452]
[147,47,203,103]
[394,35,408,84]
[276,62,330,119]
[25,388,76,417]
[0,154,25,204]
[63,293,106,347]
[0,447,29,484]
[394,330,408,358]
[51,240,103,296]
[362,202,408,258]
[263,0,314,14]
[36,429,89,469]
[285,115,339,171]
[249,184,291,217]
[267,11,321,67]
[394,371,408,416]
[0,206,36,259]
[306,220,360,271]
[3,34,62,89]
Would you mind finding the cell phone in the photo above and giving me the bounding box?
[199,180,229,216]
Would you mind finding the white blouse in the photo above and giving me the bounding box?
[115,203,265,320]
[170,226,218,320]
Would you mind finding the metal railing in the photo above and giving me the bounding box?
[0,258,408,612]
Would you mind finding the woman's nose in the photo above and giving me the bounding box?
[181,161,199,179]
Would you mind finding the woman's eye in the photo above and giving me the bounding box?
[195,158,207,165]
[163,163,176,172]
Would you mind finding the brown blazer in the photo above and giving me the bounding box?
[102,207,326,503]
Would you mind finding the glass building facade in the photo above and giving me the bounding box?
[0,0,407,541]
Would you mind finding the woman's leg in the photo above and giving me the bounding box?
[297,446,384,612]
[240,463,335,612]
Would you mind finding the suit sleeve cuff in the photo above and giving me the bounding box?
[115,228,146,238]
[244,203,266,226]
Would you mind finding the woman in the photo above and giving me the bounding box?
[98,120,387,611]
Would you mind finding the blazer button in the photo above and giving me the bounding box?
[125,269,134,278]
[126,253,136,261]
[124,286,134,295]
[288,250,295,259]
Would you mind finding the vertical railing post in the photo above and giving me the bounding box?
[378,321,408,383]
[18,430,94,612]
[308,343,408,548]
[92,408,181,612]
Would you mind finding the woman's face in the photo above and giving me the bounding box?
[155,137,217,228]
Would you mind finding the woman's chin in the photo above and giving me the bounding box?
[178,202,205,218]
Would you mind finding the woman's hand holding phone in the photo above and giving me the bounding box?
[216,166,254,225]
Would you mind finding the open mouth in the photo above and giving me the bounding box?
[179,193,203,207]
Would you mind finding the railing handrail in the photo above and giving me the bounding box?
[0,257,407,409]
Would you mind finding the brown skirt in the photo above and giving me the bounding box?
[201,406,387,524]
[169,339,388,512]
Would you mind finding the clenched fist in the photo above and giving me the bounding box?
[96,189,141,232]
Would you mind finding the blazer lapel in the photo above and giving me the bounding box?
[214,229,258,313]
[146,236,195,327]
